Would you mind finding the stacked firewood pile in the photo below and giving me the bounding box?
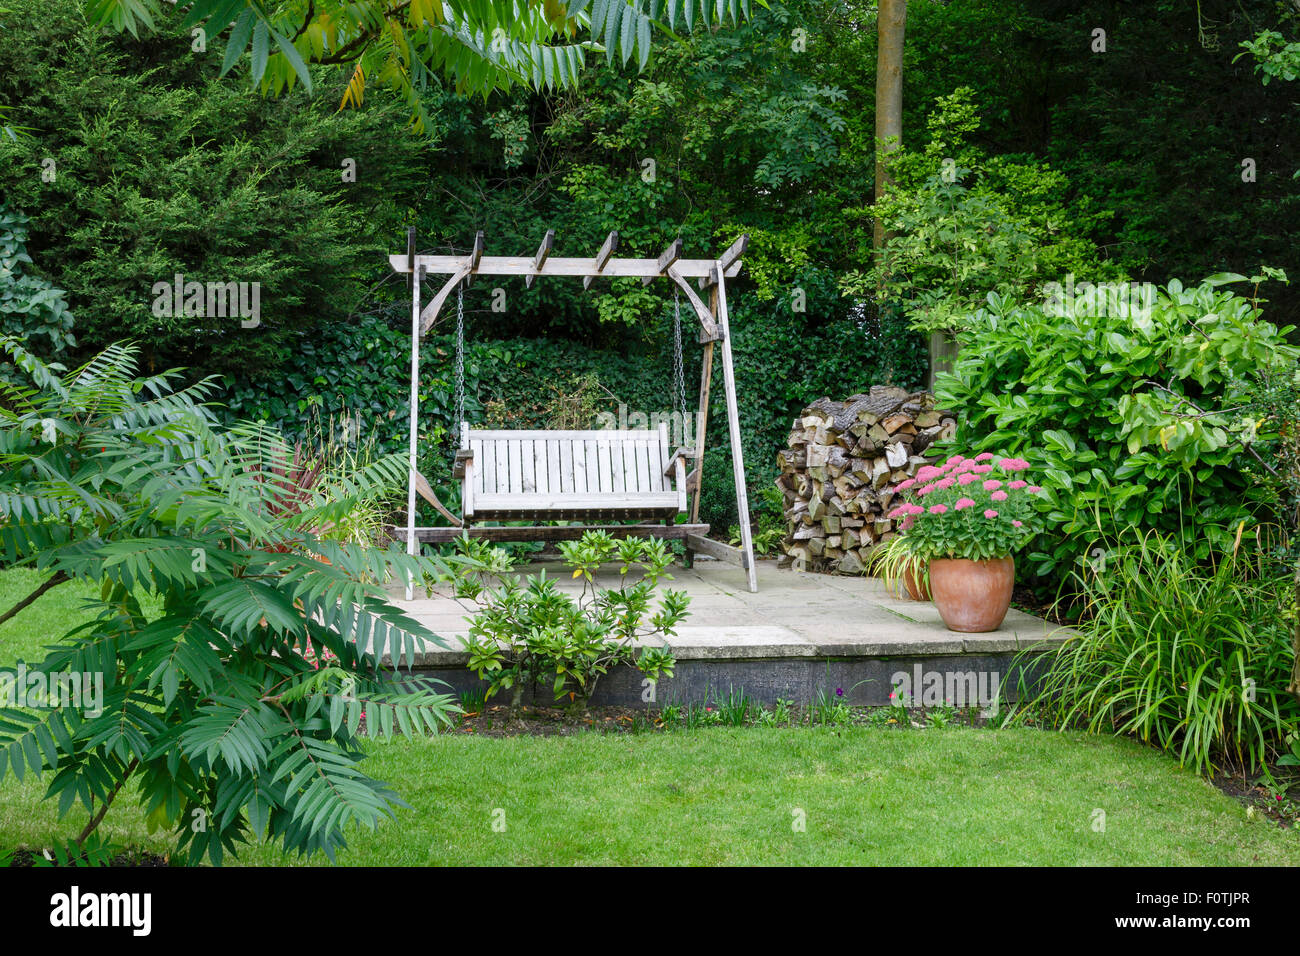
[775,386,957,573]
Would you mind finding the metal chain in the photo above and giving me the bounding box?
[454,284,466,454]
[672,290,687,422]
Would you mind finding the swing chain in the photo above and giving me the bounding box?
[454,283,465,451]
[672,290,687,422]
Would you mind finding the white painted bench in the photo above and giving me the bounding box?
[457,424,689,523]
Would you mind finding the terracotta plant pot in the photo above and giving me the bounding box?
[902,562,931,602]
[928,556,1015,632]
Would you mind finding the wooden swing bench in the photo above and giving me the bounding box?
[405,423,711,544]
[391,229,758,591]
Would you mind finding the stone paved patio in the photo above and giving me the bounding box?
[391,559,1071,667]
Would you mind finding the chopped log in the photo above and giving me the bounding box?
[773,387,956,573]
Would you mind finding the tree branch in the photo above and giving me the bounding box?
[1140,379,1282,480]
[77,758,138,845]
[0,571,69,630]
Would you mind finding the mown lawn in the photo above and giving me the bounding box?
[2,568,1297,866]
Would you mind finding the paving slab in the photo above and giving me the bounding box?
[389,558,1073,666]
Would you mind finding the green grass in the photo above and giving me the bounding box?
[2,568,1298,866]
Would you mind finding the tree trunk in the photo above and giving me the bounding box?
[873,0,907,254]
[875,1,942,385]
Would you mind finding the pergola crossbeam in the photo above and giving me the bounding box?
[388,254,740,281]
[699,234,750,290]
[465,230,484,285]
[641,238,683,287]
[582,231,619,289]
[525,229,554,290]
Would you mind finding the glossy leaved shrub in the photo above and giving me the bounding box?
[938,278,1299,586]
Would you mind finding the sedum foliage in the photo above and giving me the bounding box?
[0,339,460,864]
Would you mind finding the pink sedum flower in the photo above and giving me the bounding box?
[975,452,995,462]
[915,465,941,482]
[934,477,955,489]
[954,497,977,510]
[945,455,964,466]
[895,478,916,491]
[990,489,1008,501]
[1012,520,1023,527]
[982,479,1002,490]
[958,473,980,485]
[928,504,948,515]
[983,509,999,519]
[1007,480,1028,490]
[915,483,936,496]
[973,464,994,474]
[1025,485,1042,494]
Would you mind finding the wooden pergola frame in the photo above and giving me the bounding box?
[388,229,759,593]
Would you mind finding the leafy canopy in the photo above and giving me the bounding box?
[89,0,762,131]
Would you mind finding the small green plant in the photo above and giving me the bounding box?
[31,834,121,868]
[731,487,787,555]
[865,533,928,598]
[1277,732,1300,769]
[925,702,957,729]
[658,702,683,727]
[681,700,721,728]
[458,532,686,709]
[715,686,755,726]
[865,706,896,727]
[812,687,852,726]
[459,686,488,716]
[886,688,912,725]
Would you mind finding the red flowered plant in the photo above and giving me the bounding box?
[888,453,1041,560]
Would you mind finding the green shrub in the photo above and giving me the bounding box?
[1022,531,1299,776]
[0,0,428,377]
[455,532,683,709]
[840,87,1118,334]
[0,339,459,864]
[0,205,74,369]
[938,277,1300,585]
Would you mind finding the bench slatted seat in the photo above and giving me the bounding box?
[459,423,688,523]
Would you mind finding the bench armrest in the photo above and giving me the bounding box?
[663,446,694,480]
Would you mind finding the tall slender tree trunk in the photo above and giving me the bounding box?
[875,1,950,389]
[873,0,906,255]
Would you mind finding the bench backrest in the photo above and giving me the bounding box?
[460,423,686,521]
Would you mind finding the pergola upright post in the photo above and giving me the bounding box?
[714,264,758,592]
[404,231,422,601]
